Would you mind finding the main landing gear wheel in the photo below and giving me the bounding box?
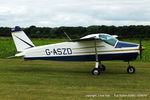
[92,68,100,75]
[99,64,106,71]
[127,66,135,74]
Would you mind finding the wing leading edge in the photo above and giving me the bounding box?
[72,34,101,42]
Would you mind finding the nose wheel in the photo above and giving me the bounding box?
[127,66,135,74]
[127,61,135,74]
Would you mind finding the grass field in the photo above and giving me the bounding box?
[0,59,149,100]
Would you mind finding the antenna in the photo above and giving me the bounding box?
[64,32,72,41]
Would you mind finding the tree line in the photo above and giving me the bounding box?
[0,25,150,39]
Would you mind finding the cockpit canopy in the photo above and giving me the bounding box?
[81,33,118,46]
[99,33,117,46]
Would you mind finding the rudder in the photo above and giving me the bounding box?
[11,26,35,52]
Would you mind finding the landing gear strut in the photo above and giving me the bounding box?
[127,61,135,74]
[92,40,107,75]
[92,40,100,75]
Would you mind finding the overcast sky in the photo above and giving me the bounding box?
[0,0,150,27]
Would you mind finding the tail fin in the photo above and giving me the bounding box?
[11,26,35,52]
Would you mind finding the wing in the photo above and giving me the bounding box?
[72,37,101,42]
[72,33,103,42]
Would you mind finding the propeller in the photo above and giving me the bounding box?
[139,38,145,61]
[139,39,142,60]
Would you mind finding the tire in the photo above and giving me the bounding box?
[98,64,106,71]
[92,68,100,75]
[101,65,106,71]
[127,66,135,74]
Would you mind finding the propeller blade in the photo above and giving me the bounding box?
[140,48,142,60]
[140,38,142,48]
[139,38,143,60]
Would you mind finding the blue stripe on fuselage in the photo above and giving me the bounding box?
[24,52,138,61]
[115,41,138,48]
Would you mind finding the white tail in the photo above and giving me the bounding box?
[11,26,35,52]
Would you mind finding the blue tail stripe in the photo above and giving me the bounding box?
[15,35,34,47]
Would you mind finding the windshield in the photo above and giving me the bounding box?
[99,34,117,46]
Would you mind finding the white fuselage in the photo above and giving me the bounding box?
[22,40,139,61]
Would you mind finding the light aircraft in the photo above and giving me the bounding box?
[10,26,145,75]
